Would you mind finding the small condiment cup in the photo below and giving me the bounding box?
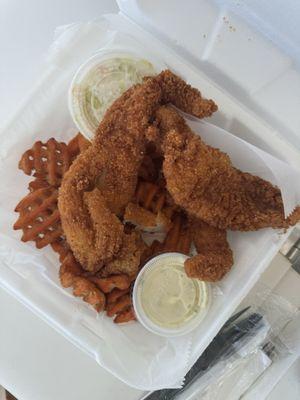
[68,49,165,140]
[133,252,211,337]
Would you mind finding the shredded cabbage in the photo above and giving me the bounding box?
[72,57,156,139]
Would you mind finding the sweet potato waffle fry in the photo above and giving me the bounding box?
[146,213,192,259]
[103,275,136,323]
[72,277,106,312]
[18,138,72,187]
[163,214,192,254]
[67,132,91,160]
[106,294,132,317]
[13,185,62,248]
[59,252,135,320]
[59,251,104,310]
[106,288,131,304]
[14,134,89,250]
[136,181,166,212]
[89,275,131,293]
[28,178,49,191]
[114,307,136,324]
[106,295,131,317]
[106,293,136,323]
[135,180,178,216]
[132,177,192,267]
[59,252,84,288]
[51,236,70,263]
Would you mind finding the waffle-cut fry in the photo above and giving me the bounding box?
[114,306,136,323]
[150,240,163,256]
[59,252,83,287]
[178,228,192,255]
[106,294,132,317]
[136,181,166,212]
[135,179,178,216]
[162,214,192,255]
[73,277,106,312]
[14,186,62,248]
[67,133,91,160]
[28,179,49,192]
[90,275,131,293]
[163,215,182,252]
[153,193,165,214]
[51,236,70,262]
[19,138,71,187]
[106,288,131,304]
[144,214,192,259]
[143,183,159,210]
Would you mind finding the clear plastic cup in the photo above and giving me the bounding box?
[133,252,211,337]
[68,49,166,140]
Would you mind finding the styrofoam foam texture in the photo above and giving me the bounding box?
[118,0,300,155]
[0,10,300,389]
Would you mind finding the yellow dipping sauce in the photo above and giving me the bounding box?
[135,253,209,333]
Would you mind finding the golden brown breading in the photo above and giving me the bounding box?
[184,218,233,282]
[190,218,230,254]
[98,231,146,278]
[72,277,106,312]
[185,253,233,282]
[106,294,132,317]
[59,252,84,288]
[89,275,131,293]
[106,288,131,304]
[114,307,136,324]
[157,106,300,231]
[51,237,70,263]
[59,70,217,272]
[82,188,124,269]
[152,70,217,118]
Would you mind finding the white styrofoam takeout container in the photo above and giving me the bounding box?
[0,0,300,392]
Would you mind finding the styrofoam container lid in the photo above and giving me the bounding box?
[117,0,300,153]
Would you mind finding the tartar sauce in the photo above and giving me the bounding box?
[134,253,209,335]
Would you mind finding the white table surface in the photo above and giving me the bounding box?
[0,1,299,399]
